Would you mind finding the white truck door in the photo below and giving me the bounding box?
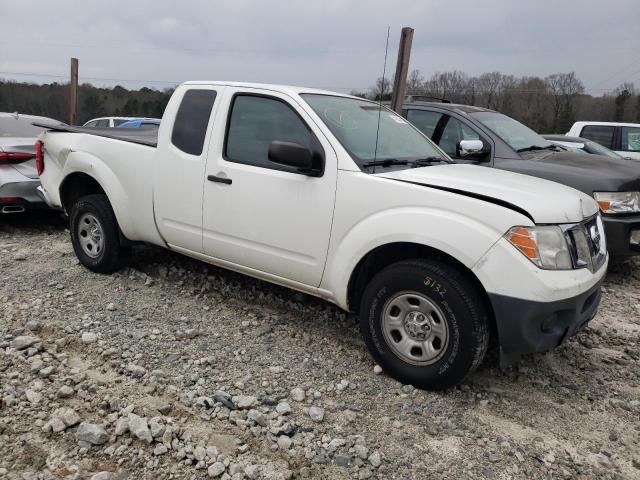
[154,86,221,252]
[202,89,337,287]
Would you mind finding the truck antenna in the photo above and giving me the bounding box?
[373,26,390,165]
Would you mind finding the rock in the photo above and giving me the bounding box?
[335,455,350,467]
[368,451,381,468]
[10,336,39,350]
[515,448,525,463]
[49,416,67,433]
[55,407,80,427]
[214,394,236,410]
[373,365,383,375]
[127,413,152,444]
[154,444,168,456]
[149,417,165,438]
[308,406,325,423]
[90,473,113,480]
[488,452,501,463]
[57,385,74,398]
[114,417,129,436]
[247,409,267,426]
[354,444,369,459]
[126,364,146,378]
[232,395,258,410]
[244,465,260,479]
[81,332,98,344]
[25,320,42,332]
[208,462,226,477]
[194,446,206,462]
[277,435,292,450]
[276,402,292,415]
[106,303,116,311]
[290,388,305,402]
[158,404,172,415]
[76,423,109,445]
[39,365,55,377]
[25,389,42,404]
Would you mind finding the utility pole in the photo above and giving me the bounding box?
[390,27,414,113]
[69,57,78,125]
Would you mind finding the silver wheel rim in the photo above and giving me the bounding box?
[77,213,104,258]
[381,291,450,366]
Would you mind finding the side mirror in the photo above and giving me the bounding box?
[458,139,488,159]
[268,140,323,176]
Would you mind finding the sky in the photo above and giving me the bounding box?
[1,0,639,95]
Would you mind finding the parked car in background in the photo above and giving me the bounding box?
[37,81,607,390]
[0,112,65,213]
[83,117,157,128]
[116,118,160,129]
[566,122,640,160]
[543,134,626,160]
[402,102,640,260]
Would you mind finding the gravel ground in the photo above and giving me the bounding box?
[1,213,639,480]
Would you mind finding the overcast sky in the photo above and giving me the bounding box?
[1,0,638,95]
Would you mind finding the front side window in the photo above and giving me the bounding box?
[171,89,217,155]
[84,120,98,128]
[470,111,550,153]
[438,116,481,158]
[225,95,313,170]
[95,119,110,128]
[580,125,614,149]
[302,94,446,168]
[405,109,443,138]
[621,126,640,152]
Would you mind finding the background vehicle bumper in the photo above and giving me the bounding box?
[602,215,640,258]
[0,177,47,212]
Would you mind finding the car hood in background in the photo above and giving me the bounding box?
[500,150,640,194]
[376,163,598,224]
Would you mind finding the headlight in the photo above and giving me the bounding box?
[505,225,573,269]
[593,191,640,214]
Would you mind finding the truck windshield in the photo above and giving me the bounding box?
[301,94,447,169]
[470,111,553,153]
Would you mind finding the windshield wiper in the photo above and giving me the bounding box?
[411,156,454,165]
[362,159,411,168]
[516,145,558,153]
[362,156,453,169]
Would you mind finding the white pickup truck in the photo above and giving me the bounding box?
[37,81,608,390]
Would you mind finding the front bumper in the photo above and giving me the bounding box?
[602,214,640,258]
[489,277,603,366]
[472,236,608,366]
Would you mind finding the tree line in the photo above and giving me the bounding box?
[355,70,639,133]
[0,80,173,124]
[1,71,639,134]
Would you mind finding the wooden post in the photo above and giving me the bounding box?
[390,27,414,113]
[69,58,78,125]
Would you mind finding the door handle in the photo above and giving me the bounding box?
[207,174,232,185]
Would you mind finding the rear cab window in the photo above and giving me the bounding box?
[171,89,217,155]
[580,125,615,149]
[621,126,640,152]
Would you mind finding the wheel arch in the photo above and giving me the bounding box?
[346,242,497,339]
[60,172,106,215]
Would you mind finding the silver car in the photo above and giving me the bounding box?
[0,112,65,213]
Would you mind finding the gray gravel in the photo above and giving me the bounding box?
[1,213,639,479]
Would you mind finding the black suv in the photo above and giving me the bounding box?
[402,102,640,259]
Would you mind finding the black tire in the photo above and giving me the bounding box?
[359,259,489,390]
[69,194,130,273]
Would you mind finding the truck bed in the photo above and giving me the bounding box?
[32,123,157,147]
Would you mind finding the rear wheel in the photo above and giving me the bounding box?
[359,259,489,390]
[70,194,130,273]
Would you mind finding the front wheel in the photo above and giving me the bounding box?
[359,259,489,390]
[70,194,130,273]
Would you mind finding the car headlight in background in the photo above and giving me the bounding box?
[593,191,640,214]
[505,226,573,269]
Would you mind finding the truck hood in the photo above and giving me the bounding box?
[375,163,598,224]
[500,150,640,195]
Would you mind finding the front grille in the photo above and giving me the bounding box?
[564,214,607,272]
